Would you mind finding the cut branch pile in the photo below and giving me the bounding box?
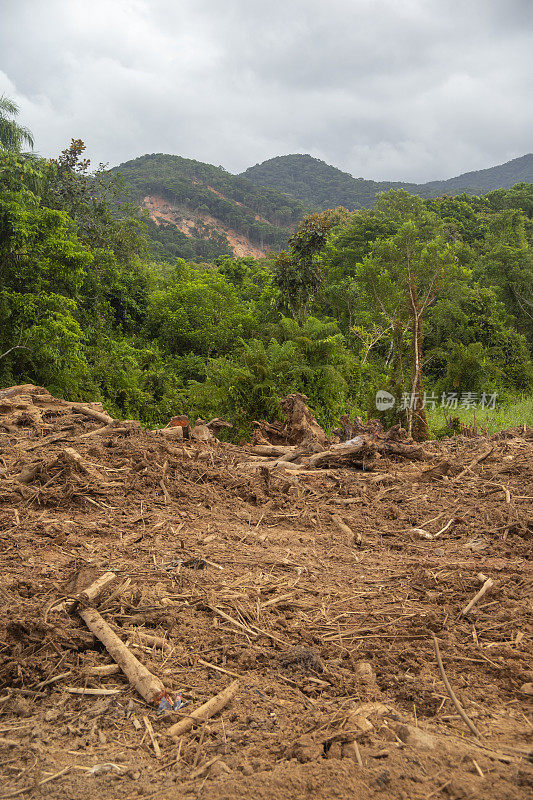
[248,397,425,470]
[253,393,328,446]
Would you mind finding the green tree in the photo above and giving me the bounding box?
[272,211,332,318]
[357,191,460,438]
[0,96,34,152]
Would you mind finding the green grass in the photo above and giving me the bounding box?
[427,395,533,437]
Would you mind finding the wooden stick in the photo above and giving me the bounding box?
[128,630,172,652]
[34,671,72,689]
[352,739,363,767]
[209,606,257,637]
[332,514,362,545]
[455,447,494,481]
[0,767,70,800]
[55,571,117,613]
[432,634,481,737]
[433,518,455,539]
[84,664,121,677]
[197,659,242,679]
[143,715,161,758]
[472,759,484,777]
[159,479,170,504]
[188,756,221,780]
[251,445,295,457]
[78,607,165,703]
[80,424,130,438]
[460,578,494,618]
[64,686,121,696]
[167,680,239,738]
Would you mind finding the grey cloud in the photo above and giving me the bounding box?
[0,0,530,182]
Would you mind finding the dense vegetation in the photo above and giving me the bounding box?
[243,153,533,211]
[1,101,531,436]
[109,154,311,260]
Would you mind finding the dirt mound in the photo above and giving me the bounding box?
[0,386,531,798]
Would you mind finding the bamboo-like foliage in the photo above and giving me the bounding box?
[0,96,34,152]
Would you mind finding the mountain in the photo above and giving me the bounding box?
[241,153,533,211]
[109,153,310,261]
[111,152,533,260]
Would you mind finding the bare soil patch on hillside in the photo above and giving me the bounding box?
[0,387,531,799]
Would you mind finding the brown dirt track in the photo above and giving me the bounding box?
[0,387,531,799]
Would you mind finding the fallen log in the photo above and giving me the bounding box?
[60,446,105,477]
[0,384,47,401]
[167,680,240,738]
[377,440,425,460]
[153,426,184,439]
[80,420,141,438]
[70,403,115,425]
[307,434,425,469]
[251,445,295,457]
[308,438,370,469]
[50,571,117,614]
[63,573,167,704]
[78,607,166,704]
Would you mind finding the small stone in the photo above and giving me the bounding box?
[395,724,435,751]
[240,762,254,776]
[346,712,373,732]
[209,761,231,778]
[519,682,533,695]
[287,734,323,763]
[326,741,343,759]
[354,660,376,685]
[10,697,32,717]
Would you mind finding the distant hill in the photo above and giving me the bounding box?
[242,153,533,210]
[110,152,533,260]
[109,154,310,261]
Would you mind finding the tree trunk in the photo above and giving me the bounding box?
[408,282,429,440]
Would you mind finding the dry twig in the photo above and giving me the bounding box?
[432,634,481,737]
[460,577,494,618]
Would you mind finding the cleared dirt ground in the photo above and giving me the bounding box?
[0,387,531,799]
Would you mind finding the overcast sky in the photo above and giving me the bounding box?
[0,0,531,182]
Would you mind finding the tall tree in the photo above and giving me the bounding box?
[0,96,34,152]
[358,191,460,439]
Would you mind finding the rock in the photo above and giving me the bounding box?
[279,646,324,673]
[209,760,231,778]
[346,711,374,733]
[326,741,343,759]
[10,696,32,717]
[519,682,533,695]
[395,724,435,751]
[354,660,376,685]
[287,734,323,762]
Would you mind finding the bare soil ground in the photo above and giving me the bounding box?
[0,388,531,799]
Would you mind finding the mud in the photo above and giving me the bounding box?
[0,388,531,799]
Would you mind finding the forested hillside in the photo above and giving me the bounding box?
[0,88,532,437]
[1,135,531,437]
[109,153,310,261]
[243,153,533,210]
